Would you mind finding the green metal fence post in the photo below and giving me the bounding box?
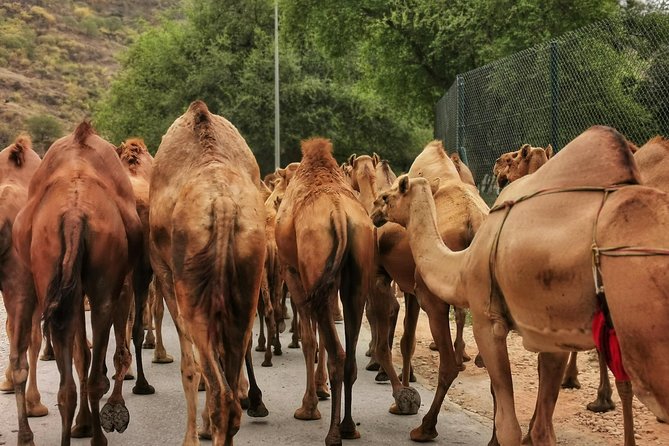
[550,40,559,151]
[457,74,468,165]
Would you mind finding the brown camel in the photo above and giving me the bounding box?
[149,101,268,446]
[0,135,48,418]
[116,138,173,368]
[363,141,488,442]
[255,191,285,367]
[275,138,374,446]
[12,121,143,446]
[450,152,476,186]
[372,126,669,446]
[493,143,619,415]
[636,135,669,192]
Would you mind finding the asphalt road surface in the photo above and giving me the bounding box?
[0,302,492,445]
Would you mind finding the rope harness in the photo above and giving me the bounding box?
[488,184,669,382]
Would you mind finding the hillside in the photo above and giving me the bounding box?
[0,0,179,154]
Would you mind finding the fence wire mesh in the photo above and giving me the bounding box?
[434,10,669,203]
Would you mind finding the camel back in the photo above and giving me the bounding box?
[498,126,640,202]
[154,100,261,193]
[409,140,461,183]
[635,136,669,194]
[0,135,41,187]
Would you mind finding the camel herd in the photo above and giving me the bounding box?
[0,100,668,446]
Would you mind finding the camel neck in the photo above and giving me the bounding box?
[357,172,377,214]
[405,184,466,306]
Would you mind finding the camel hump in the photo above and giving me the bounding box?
[503,126,640,198]
[74,120,95,146]
[189,100,211,127]
[9,134,32,167]
[301,137,333,157]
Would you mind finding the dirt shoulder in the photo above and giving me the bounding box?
[388,296,669,445]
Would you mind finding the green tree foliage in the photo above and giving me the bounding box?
[95,0,426,174]
[25,114,63,155]
[281,0,621,123]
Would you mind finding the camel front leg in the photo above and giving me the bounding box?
[1,315,14,392]
[454,306,471,367]
[561,352,581,389]
[400,293,419,386]
[71,319,92,438]
[616,380,636,446]
[523,352,569,445]
[150,281,173,364]
[472,307,522,446]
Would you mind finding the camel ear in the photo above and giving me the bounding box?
[115,143,124,157]
[348,153,357,167]
[429,177,440,195]
[545,144,553,159]
[276,168,287,179]
[520,144,531,159]
[398,175,410,194]
[372,152,380,166]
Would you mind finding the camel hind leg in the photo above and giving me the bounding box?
[150,280,173,364]
[130,266,155,395]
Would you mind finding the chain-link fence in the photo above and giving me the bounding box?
[434,10,669,204]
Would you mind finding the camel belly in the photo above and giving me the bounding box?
[493,193,601,352]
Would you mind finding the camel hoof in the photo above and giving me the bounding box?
[26,402,49,417]
[273,347,282,356]
[123,372,135,381]
[247,402,269,418]
[375,370,390,382]
[142,341,155,349]
[261,360,272,367]
[100,402,130,433]
[390,387,421,415]
[365,359,380,371]
[340,427,360,440]
[39,353,55,361]
[561,376,581,389]
[241,398,250,410]
[428,341,438,351]
[132,383,155,395]
[587,398,615,413]
[255,344,267,352]
[152,354,174,364]
[410,424,438,442]
[294,406,321,420]
[288,340,300,349]
[461,351,472,362]
[278,320,286,333]
[198,429,212,440]
[71,423,93,438]
[0,379,14,393]
[474,354,485,368]
[365,348,372,357]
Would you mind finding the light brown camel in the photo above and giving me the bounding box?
[493,143,620,414]
[636,135,669,192]
[116,138,173,367]
[149,101,268,446]
[363,141,488,442]
[450,152,476,186]
[255,192,285,367]
[12,121,143,446]
[372,126,669,446]
[0,136,48,418]
[275,138,374,446]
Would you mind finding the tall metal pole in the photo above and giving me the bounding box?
[274,0,280,170]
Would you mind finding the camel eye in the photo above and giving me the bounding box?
[382,195,389,203]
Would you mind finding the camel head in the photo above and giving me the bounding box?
[371,174,439,228]
[409,140,460,183]
[347,153,377,192]
[275,162,300,186]
[375,158,397,193]
[263,171,278,190]
[494,143,553,189]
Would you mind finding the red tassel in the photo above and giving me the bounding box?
[593,308,630,382]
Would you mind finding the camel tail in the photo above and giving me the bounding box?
[182,197,236,342]
[43,212,87,334]
[306,210,348,318]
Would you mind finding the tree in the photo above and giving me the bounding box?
[25,113,63,154]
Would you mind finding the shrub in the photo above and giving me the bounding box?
[25,114,63,154]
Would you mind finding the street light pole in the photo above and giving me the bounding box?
[274,0,280,170]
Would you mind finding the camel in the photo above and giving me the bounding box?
[254,191,285,367]
[371,126,669,446]
[493,143,553,189]
[355,142,488,442]
[116,138,173,368]
[275,138,374,446]
[149,100,268,445]
[450,152,476,186]
[11,121,143,446]
[0,135,48,419]
[635,135,669,192]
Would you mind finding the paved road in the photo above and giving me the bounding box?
[0,303,492,445]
